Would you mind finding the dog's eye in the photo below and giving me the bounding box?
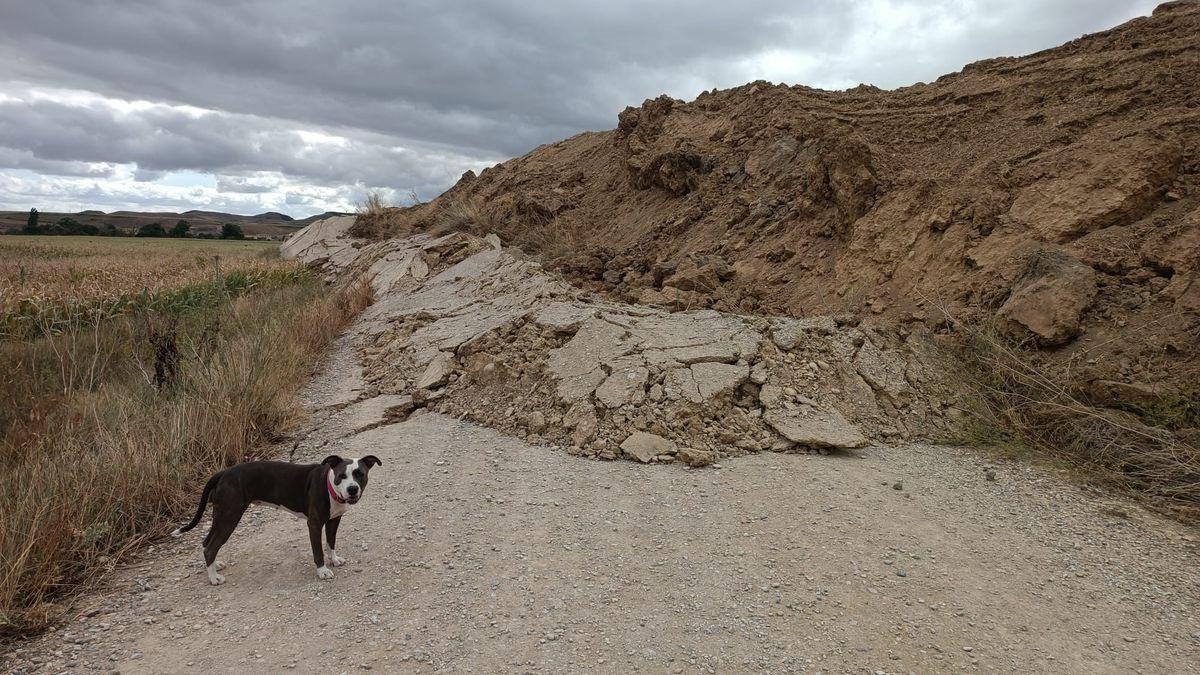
[336,474,345,482]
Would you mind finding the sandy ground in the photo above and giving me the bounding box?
[4,329,1198,675]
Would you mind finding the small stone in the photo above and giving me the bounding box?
[896,570,907,577]
[892,481,903,491]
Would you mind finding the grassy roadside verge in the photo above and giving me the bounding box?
[0,271,372,634]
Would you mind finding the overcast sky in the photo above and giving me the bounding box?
[0,0,1158,217]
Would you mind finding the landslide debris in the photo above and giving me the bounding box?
[284,228,966,465]
[361,2,1200,406]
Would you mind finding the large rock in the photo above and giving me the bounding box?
[999,250,1097,346]
[620,431,677,463]
[764,407,868,449]
[368,249,422,294]
[770,316,837,351]
[414,352,455,389]
[663,258,733,292]
[1087,379,1165,408]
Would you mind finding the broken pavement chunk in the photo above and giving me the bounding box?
[764,407,867,449]
[620,431,677,463]
[414,351,455,389]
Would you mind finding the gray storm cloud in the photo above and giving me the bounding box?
[0,0,1159,215]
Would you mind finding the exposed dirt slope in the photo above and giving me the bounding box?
[371,1,1200,405]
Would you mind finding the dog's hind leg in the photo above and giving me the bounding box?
[324,517,345,567]
[202,501,246,585]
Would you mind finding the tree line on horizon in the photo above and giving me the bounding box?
[13,208,245,239]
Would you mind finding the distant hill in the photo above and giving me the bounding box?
[0,209,350,239]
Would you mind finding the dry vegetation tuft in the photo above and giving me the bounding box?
[351,192,408,240]
[947,319,1200,519]
[0,239,372,634]
[430,198,600,262]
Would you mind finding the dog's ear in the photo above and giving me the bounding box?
[321,454,343,468]
[360,455,382,468]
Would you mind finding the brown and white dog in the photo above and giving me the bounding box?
[172,455,381,584]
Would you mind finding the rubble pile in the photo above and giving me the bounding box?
[285,225,965,465]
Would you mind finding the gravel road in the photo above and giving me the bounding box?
[4,331,1198,674]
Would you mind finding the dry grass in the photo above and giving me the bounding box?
[947,319,1200,519]
[430,198,596,262]
[351,192,408,240]
[0,266,372,634]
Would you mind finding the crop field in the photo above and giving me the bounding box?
[0,236,296,339]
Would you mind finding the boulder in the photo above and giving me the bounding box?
[620,431,677,463]
[758,383,784,407]
[524,411,547,434]
[664,259,733,292]
[547,318,634,402]
[999,250,1097,346]
[770,316,837,350]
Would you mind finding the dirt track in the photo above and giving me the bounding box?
[4,322,1198,675]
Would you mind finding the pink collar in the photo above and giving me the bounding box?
[326,469,347,504]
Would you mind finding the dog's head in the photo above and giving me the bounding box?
[322,455,382,505]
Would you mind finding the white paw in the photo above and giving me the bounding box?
[214,560,227,571]
[329,553,346,567]
[316,566,334,580]
[207,562,226,585]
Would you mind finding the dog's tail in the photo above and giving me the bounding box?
[171,472,221,537]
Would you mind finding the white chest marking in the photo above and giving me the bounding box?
[329,497,351,519]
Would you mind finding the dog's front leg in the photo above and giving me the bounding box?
[309,519,333,580]
[324,517,345,567]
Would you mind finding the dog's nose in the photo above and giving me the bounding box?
[347,484,360,497]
